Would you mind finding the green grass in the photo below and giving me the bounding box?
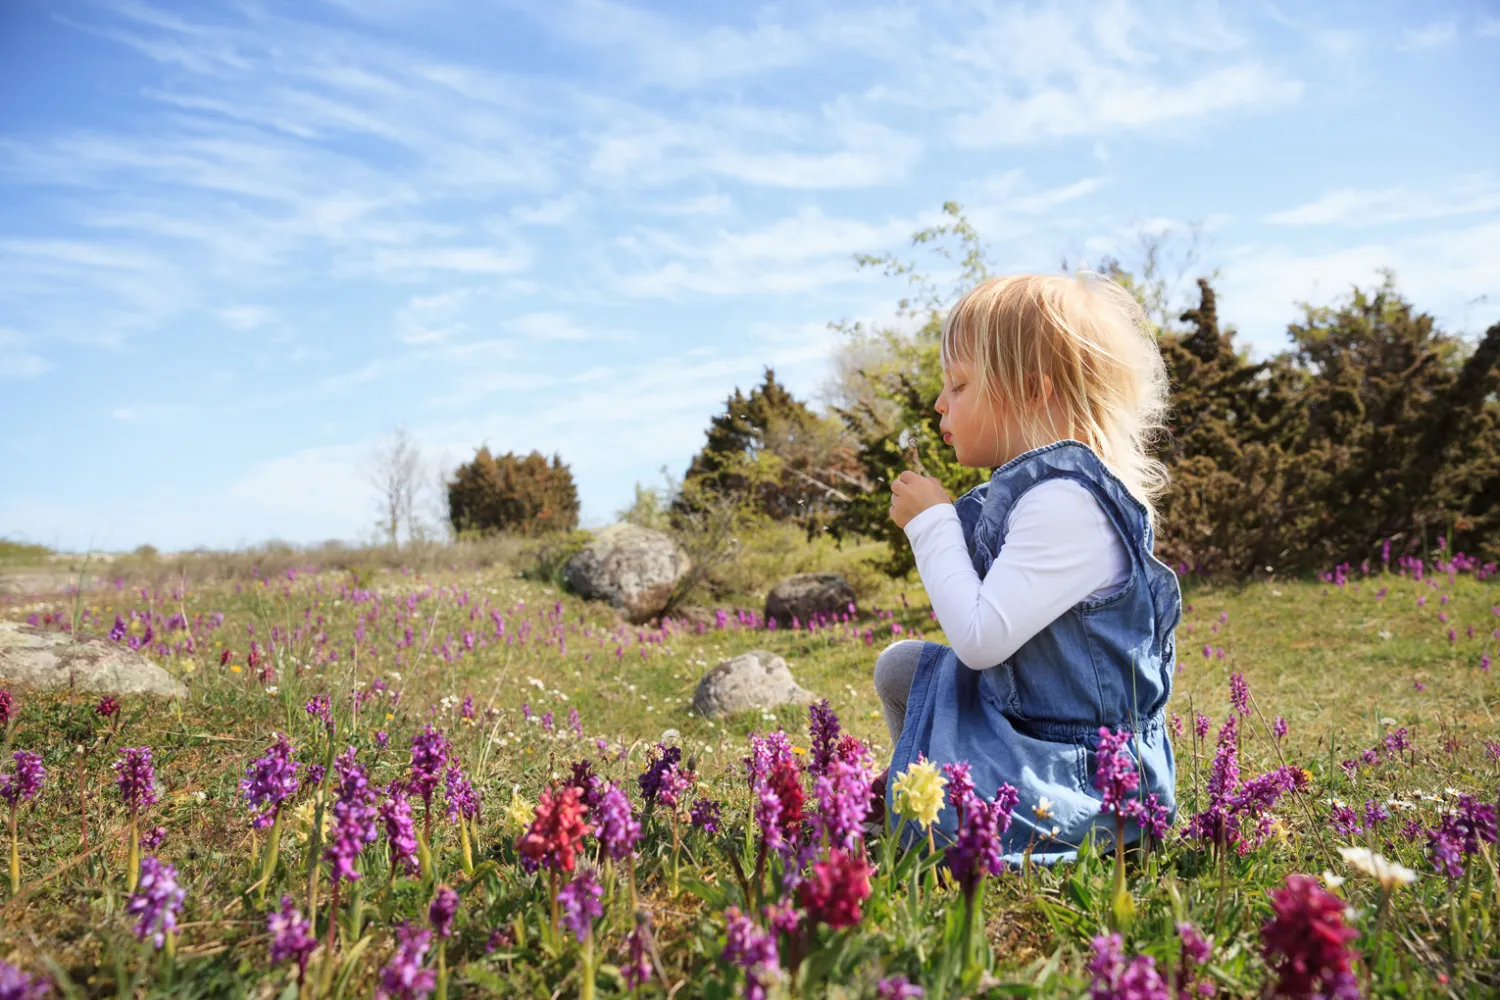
[0,552,1496,998]
[0,539,53,568]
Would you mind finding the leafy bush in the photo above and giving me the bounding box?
[447,447,580,537]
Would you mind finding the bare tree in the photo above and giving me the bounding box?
[366,428,425,548]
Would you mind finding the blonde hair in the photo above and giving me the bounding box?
[939,272,1171,527]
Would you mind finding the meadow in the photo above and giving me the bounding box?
[0,530,1497,999]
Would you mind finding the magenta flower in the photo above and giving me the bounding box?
[1193,713,1211,740]
[140,825,166,851]
[376,922,437,1000]
[946,783,1019,896]
[593,782,642,860]
[241,733,300,830]
[267,894,317,979]
[114,747,158,813]
[442,764,479,823]
[0,751,45,806]
[809,758,872,853]
[94,695,120,719]
[1260,874,1361,1000]
[796,848,873,929]
[742,731,794,788]
[305,694,334,730]
[690,797,722,834]
[558,867,604,942]
[1087,933,1169,1000]
[380,781,420,876]
[428,884,459,938]
[621,923,653,990]
[877,975,924,999]
[655,760,695,811]
[1093,728,1142,822]
[127,856,185,949]
[1273,716,1288,739]
[0,959,51,999]
[808,699,841,778]
[1229,673,1250,716]
[408,725,452,815]
[941,761,974,822]
[638,742,684,810]
[721,905,779,1000]
[325,747,379,883]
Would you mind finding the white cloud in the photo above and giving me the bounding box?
[1217,217,1500,353]
[511,195,582,225]
[951,63,1301,146]
[649,193,734,216]
[1400,21,1458,49]
[1480,16,1500,38]
[608,206,917,298]
[219,305,272,330]
[506,311,635,343]
[1265,174,1500,226]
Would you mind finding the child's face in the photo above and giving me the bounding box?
[936,360,1025,469]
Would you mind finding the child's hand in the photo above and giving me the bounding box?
[889,471,952,529]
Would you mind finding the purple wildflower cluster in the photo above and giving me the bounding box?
[379,781,420,876]
[621,923,654,990]
[1260,874,1361,1000]
[689,797,722,834]
[376,922,437,1000]
[428,884,459,938]
[557,867,603,942]
[127,856,185,950]
[1228,672,1250,716]
[877,975,924,999]
[0,960,51,999]
[305,694,334,730]
[240,733,300,829]
[0,751,45,807]
[1087,933,1168,1000]
[1426,794,1498,880]
[1092,728,1171,842]
[638,743,684,810]
[114,746,158,813]
[593,782,642,860]
[325,747,379,883]
[443,764,479,823]
[946,778,1019,897]
[808,698,841,778]
[809,757,873,853]
[267,894,317,980]
[408,725,452,816]
[721,905,779,1000]
[1184,715,1304,855]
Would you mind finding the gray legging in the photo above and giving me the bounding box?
[873,639,928,747]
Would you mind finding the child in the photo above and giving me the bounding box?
[874,272,1182,865]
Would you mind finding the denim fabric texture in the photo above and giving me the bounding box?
[884,439,1183,865]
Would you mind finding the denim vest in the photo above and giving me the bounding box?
[884,440,1182,865]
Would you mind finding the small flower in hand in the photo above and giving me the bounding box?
[889,471,951,530]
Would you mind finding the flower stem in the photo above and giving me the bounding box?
[580,929,596,1000]
[126,810,140,893]
[960,884,979,978]
[258,808,285,906]
[8,804,18,895]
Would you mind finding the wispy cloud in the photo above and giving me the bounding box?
[1265,174,1500,226]
[1400,21,1458,50]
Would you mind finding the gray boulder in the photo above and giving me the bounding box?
[765,572,855,626]
[0,621,189,698]
[563,523,691,625]
[692,649,815,720]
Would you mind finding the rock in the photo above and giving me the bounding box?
[0,622,189,698]
[765,572,856,626]
[563,523,691,625]
[691,649,815,720]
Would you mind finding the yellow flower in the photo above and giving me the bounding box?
[791,746,807,756]
[288,797,334,844]
[892,759,947,829]
[503,789,535,836]
[231,665,242,674]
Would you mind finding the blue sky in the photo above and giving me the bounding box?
[2,0,1498,553]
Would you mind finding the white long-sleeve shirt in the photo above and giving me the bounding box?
[902,478,1131,670]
